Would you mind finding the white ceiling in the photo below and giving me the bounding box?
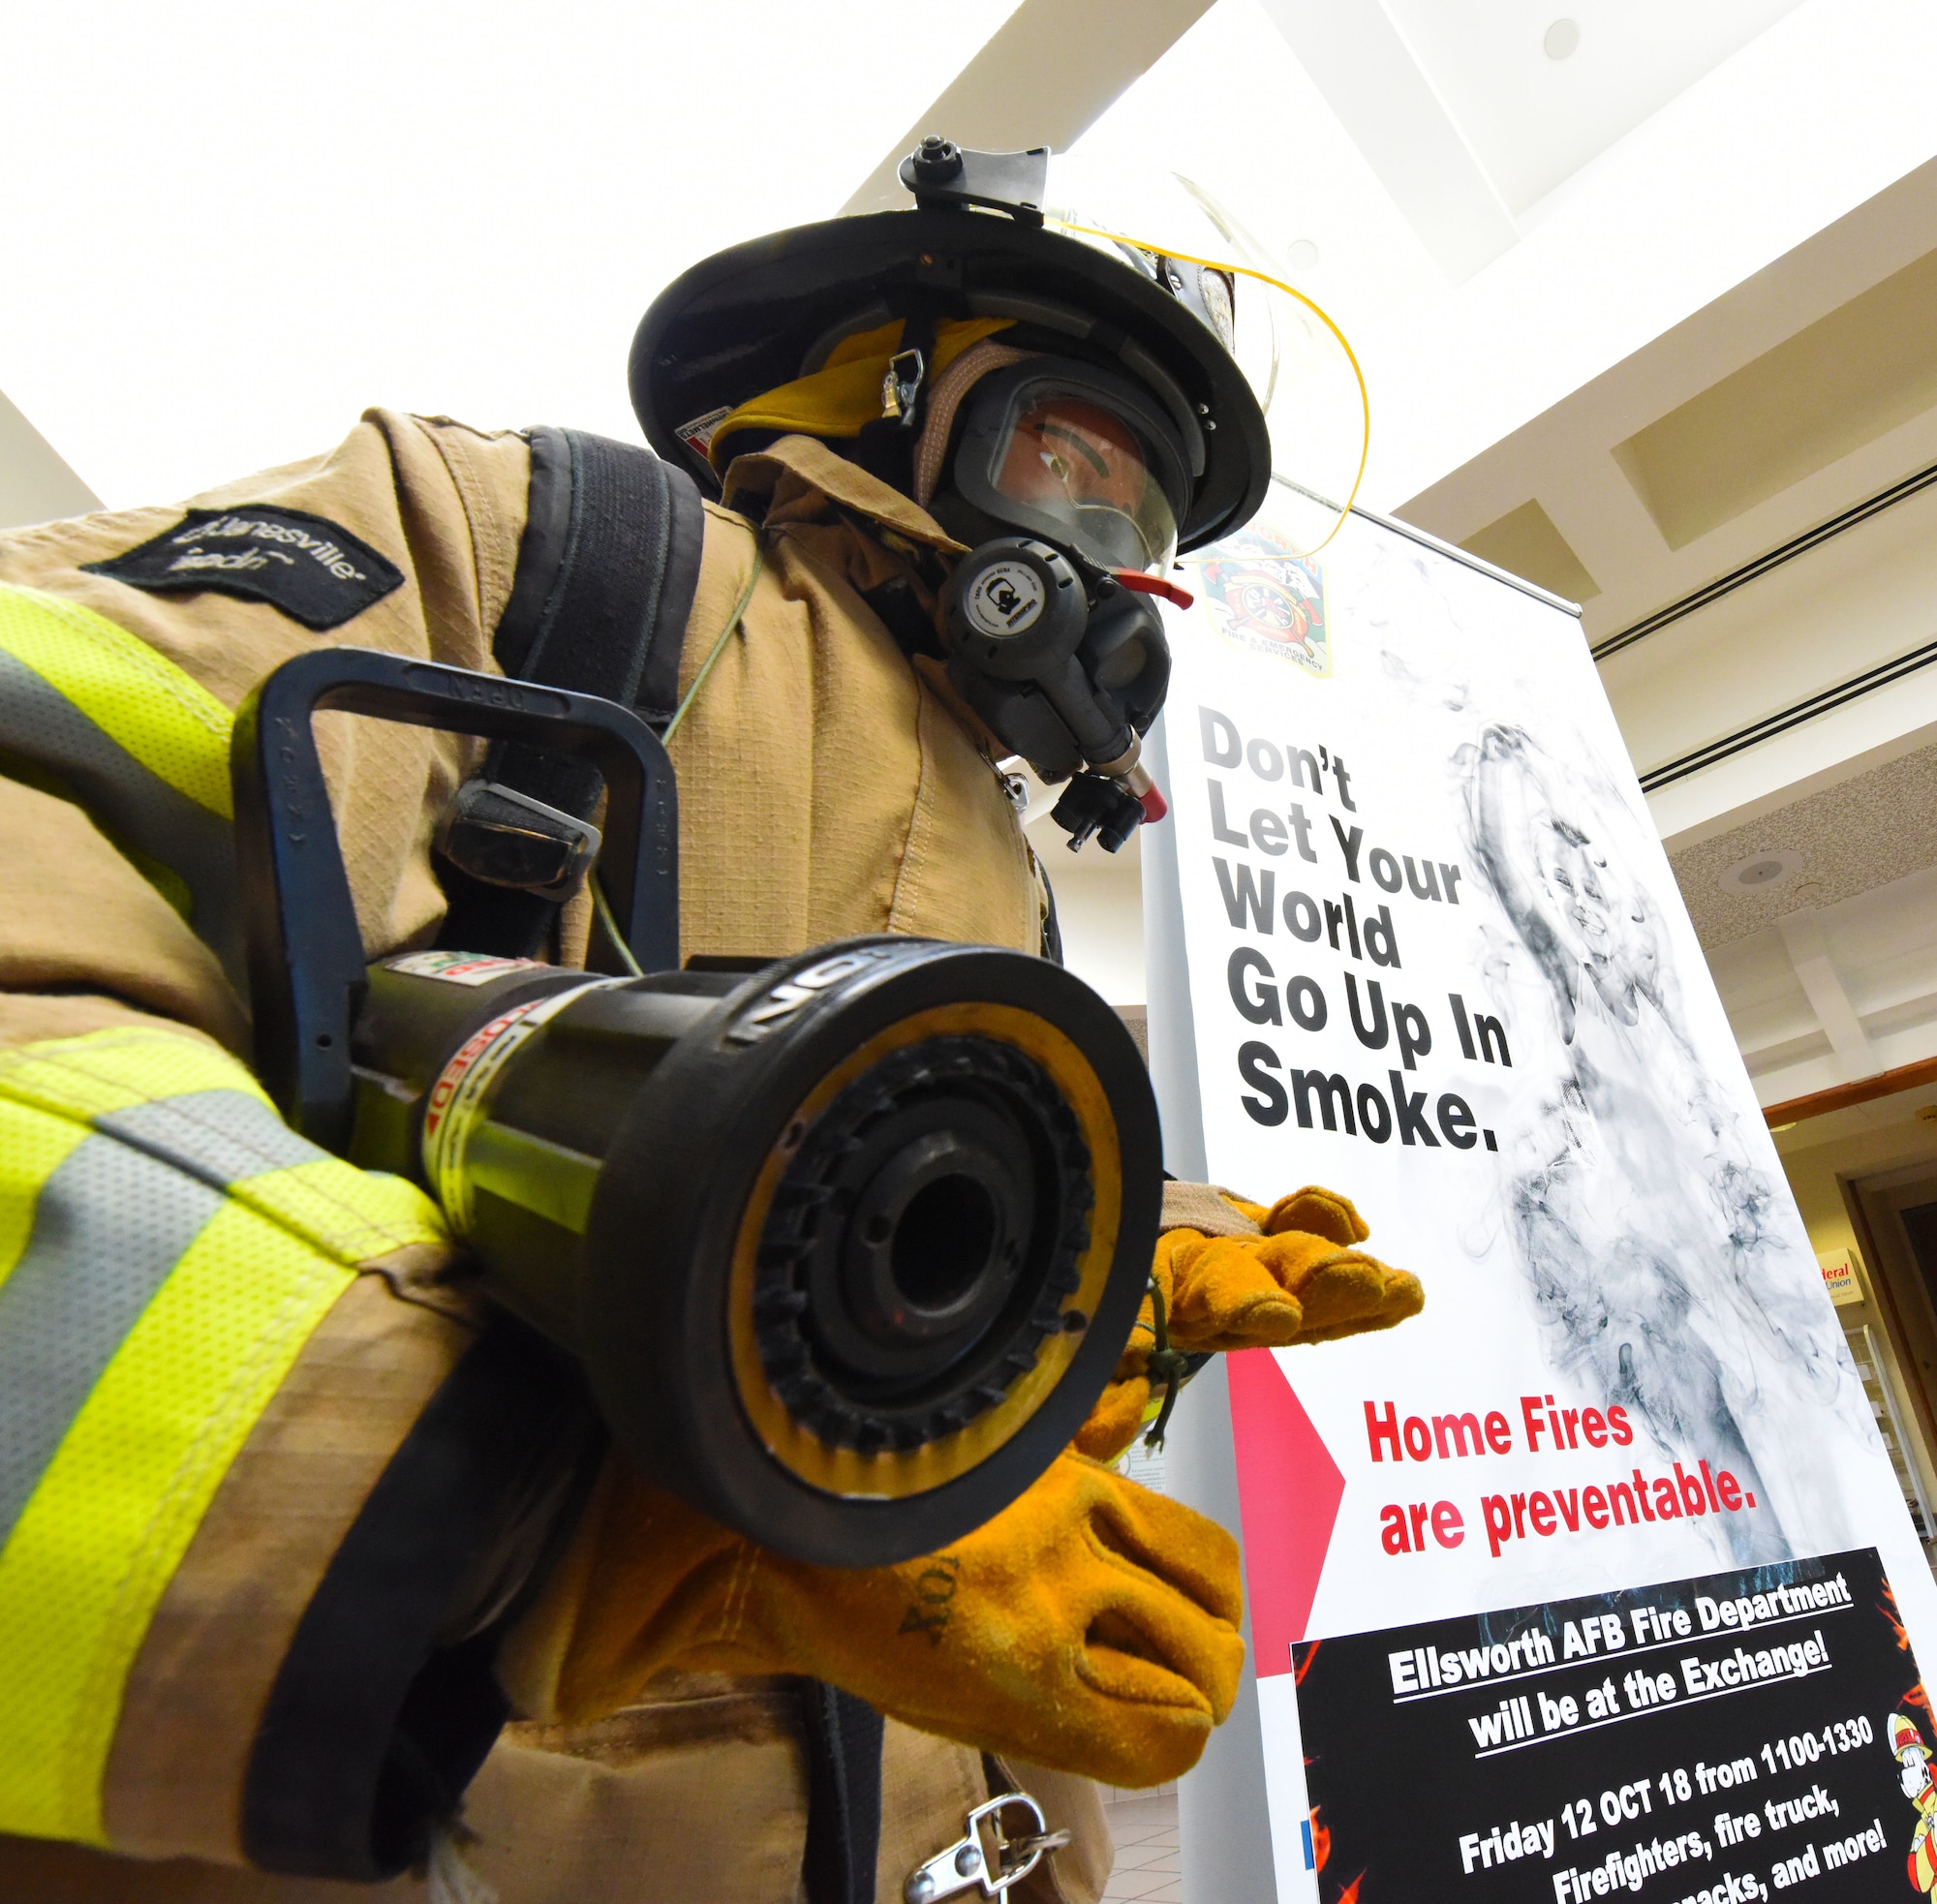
[1038,0,1933,520]
[3,0,1873,519]
[1381,0,1805,217]
[1707,862,1937,1106]
[1660,744,1937,1111]
[1235,0,1799,288]
[0,0,1022,510]
[1674,745,1937,953]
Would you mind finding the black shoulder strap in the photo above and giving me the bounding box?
[437,427,704,959]
[798,1681,885,1904]
[491,427,705,723]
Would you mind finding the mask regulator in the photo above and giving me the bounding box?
[941,536,1185,853]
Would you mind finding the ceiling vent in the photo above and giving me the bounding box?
[1718,848,1803,896]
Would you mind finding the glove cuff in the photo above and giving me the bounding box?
[1157,1182,1264,1239]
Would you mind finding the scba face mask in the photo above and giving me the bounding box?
[933,359,1192,852]
[935,359,1186,573]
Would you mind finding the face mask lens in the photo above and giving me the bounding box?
[992,398,1178,572]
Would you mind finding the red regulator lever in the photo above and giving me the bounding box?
[1112,569,1195,611]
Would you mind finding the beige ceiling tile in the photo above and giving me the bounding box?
[1670,744,1937,947]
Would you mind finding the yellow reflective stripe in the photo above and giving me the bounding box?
[0,1028,272,1128]
[0,1029,449,1843]
[0,583,233,818]
[232,1157,446,1265]
[0,1102,92,1288]
[0,1029,260,1292]
[0,1201,354,1842]
[0,1028,446,1262]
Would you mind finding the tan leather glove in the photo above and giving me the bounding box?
[500,1449,1244,1789]
[1074,1182,1424,1461]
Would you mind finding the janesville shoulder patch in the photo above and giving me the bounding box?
[83,505,404,630]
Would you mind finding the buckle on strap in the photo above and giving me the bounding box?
[882,349,928,427]
[903,1792,1072,1903]
[435,778,601,902]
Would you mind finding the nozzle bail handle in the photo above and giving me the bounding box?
[231,645,679,1150]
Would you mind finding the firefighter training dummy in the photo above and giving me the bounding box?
[0,139,1422,1903]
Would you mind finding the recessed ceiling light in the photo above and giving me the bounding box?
[1544,17,1581,60]
[1285,239,1320,273]
[1719,848,1803,896]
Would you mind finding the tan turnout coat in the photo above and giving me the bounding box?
[0,412,1108,1903]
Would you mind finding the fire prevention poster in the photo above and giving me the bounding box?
[1156,484,1937,1904]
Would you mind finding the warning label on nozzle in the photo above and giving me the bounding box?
[1293,1548,1931,1901]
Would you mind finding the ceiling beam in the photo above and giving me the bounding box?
[1764,1053,1937,1128]
[841,0,1218,216]
[0,387,100,531]
[1778,908,1877,1084]
[1252,0,1516,283]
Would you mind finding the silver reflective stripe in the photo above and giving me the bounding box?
[0,1137,224,1550]
[0,648,242,982]
[98,1090,327,1189]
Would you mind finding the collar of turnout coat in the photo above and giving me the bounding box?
[720,434,969,556]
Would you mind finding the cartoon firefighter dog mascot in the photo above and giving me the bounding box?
[0,141,1420,1902]
[1892,1711,1937,1893]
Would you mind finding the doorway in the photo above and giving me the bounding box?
[1843,1160,1937,1567]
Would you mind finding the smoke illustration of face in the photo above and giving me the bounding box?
[1456,722,1860,1567]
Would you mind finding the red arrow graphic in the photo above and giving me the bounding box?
[1227,1348,1346,1675]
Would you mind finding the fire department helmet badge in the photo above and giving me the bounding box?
[1189,525,1331,678]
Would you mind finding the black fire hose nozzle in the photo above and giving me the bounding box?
[231,649,1161,1567]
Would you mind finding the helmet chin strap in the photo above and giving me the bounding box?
[913,341,1038,507]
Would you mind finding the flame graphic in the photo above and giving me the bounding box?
[1296,1641,1323,1688]
[1310,1807,1331,1873]
[1335,1873,1364,1904]
[1880,1596,1933,1725]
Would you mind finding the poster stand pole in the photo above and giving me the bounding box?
[1138,711,1209,1184]
[1167,1363,1278,1902]
[1142,709,1279,1899]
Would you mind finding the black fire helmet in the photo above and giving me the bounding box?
[629,144,1272,556]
